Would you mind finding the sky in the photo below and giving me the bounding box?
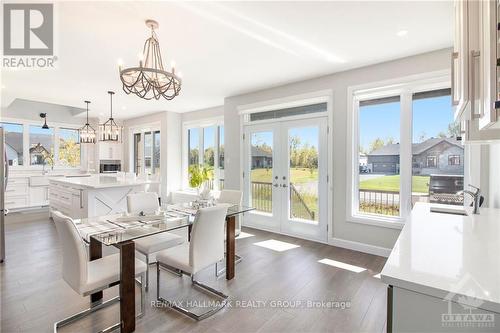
[359,95,453,151]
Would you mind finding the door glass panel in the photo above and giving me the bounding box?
[288,126,319,223]
[250,131,273,214]
[203,127,215,189]
[358,96,401,217]
[153,131,160,174]
[133,133,142,175]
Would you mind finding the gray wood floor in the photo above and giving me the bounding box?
[1,211,388,333]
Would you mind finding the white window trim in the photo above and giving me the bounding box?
[182,116,224,190]
[346,70,451,229]
[0,117,82,170]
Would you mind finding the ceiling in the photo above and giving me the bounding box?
[1,1,453,119]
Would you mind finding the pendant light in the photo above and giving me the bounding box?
[79,101,96,144]
[39,113,49,129]
[99,91,122,142]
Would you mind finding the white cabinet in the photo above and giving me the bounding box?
[49,182,86,218]
[99,142,122,161]
[452,0,469,119]
[456,0,500,141]
[5,177,29,210]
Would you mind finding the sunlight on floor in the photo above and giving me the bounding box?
[373,273,381,279]
[253,239,300,252]
[236,231,255,239]
[318,258,367,273]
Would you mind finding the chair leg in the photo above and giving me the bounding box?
[139,272,146,318]
[157,263,229,321]
[145,254,150,291]
[215,254,243,277]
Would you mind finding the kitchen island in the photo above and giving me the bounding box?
[49,174,158,219]
[381,202,500,332]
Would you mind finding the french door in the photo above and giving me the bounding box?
[243,117,328,242]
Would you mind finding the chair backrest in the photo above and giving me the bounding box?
[218,190,243,206]
[52,211,88,294]
[146,174,161,196]
[189,205,228,274]
[127,191,159,214]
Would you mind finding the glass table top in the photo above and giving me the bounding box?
[74,203,254,246]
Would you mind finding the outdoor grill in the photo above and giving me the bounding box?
[429,174,464,206]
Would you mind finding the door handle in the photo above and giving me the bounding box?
[273,183,279,188]
[281,184,288,188]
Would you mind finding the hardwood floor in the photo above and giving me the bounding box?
[0,211,388,333]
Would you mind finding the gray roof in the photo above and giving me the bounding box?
[368,137,463,156]
[251,145,272,158]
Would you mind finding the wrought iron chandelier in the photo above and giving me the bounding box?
[119,19,181,101]
[99,91,122,142]
[79,101,96,144]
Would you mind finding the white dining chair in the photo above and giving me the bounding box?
[52,211,147,332]
[216,189,243,276]
[156,205,229,321]
[146,173,161,202]
[127,192,184,290]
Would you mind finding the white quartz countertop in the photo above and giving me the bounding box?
[381,202,500,313]
[49,174,158,189]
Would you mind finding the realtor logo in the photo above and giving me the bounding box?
[3,3,53,56]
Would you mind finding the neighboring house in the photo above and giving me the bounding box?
[367,137,464,175]
[251,145,272,168]
[359,152,367,166]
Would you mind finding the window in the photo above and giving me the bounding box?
[153,131,160,175]
[184,121,224,190]
[132,129,160,176]
[449,155,460,165]
[350,81,464,225]
[144,132,152,175]
[412,90,463,207]
[133,133,142,174]
[426,156,437,168]
[357,96,401,217]
[29,125,54,166]
[0,122,23,166]
[58,128,80,167]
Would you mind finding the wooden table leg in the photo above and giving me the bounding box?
[226,215,236,280]
[188,224,192,242]
[120,241,136,333]
[89,237,103,304]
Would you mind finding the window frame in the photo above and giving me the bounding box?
[448,154,461,166]
[0,117,82,169]
[182,117,224,190]
[346,72,451,229]
[128,123,161,176]
[426,155,438,168]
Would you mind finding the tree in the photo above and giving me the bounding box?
[385,136,395,145]
[369,137,385,153]
[447,122,461,138]
[437,131,447,138]
[418,131,427,143]
[58,139,80,167]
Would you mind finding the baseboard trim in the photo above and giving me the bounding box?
[329,237,392,258]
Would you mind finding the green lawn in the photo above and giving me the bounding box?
[251,167,318,183]
[359,175,430,193]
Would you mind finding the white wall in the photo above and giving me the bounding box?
[181,105,224,123]
[223,48,452,250]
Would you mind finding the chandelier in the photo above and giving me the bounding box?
[119,19,181,100]
[79,101,96,144]
[99,91,122,142]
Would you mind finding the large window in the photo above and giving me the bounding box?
[0,122,23,166]
[29,125,54,166]
[350,80,463,224]
[358,96,401,217]
[185,122,224,189]
[58,128,80,167]
[132,130,160,176]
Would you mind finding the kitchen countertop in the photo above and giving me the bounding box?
[49,174,158,189]
[381,202,500,313]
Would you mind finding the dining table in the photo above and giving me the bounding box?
[73,202,254,333]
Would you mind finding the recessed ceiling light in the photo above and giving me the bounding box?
[99,112,104,116]
[397,30,408,37]
[1,84,5,89]
[121,106,126,110]
[117,58,124,66]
